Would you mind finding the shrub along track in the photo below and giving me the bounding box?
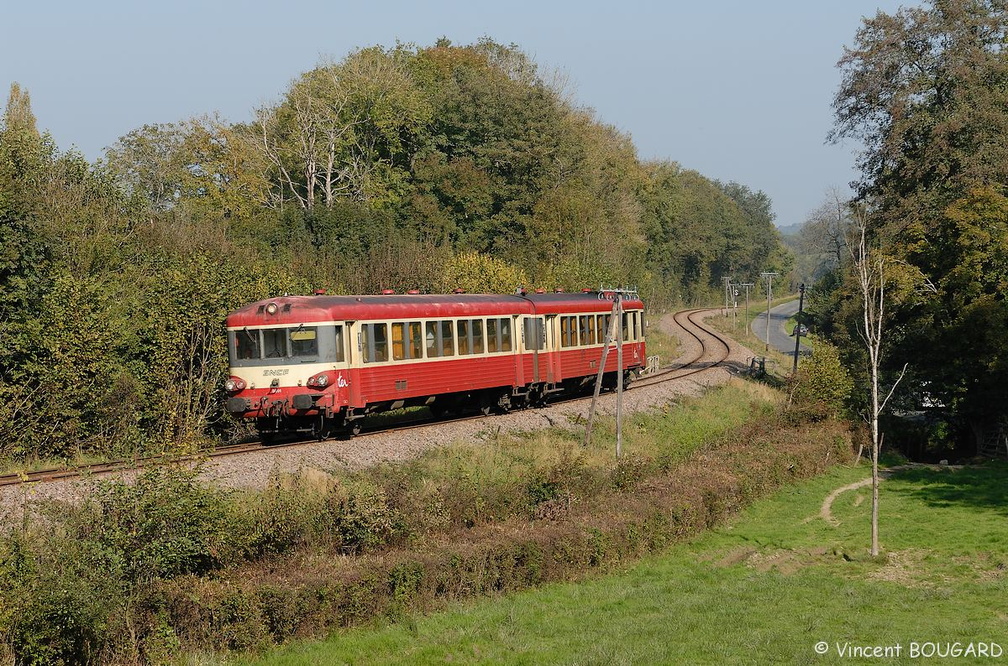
[0,308,749,496]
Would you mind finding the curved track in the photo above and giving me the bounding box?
[0,308,737,488]
[634,308,732,388]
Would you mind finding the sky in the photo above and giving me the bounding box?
[3,0,911,229]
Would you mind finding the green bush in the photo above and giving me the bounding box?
[789,341,855,420]
[236,483,325,559]
[88,464,229,582]
[0,530,122,666]
[326,478,405,554]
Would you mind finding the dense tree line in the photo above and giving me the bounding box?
[0,39,787,461]
[805,0,1008,453]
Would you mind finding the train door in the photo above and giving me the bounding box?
[511,315,525,387]
[345,321,363,408]
[544,314,557,383]
[523,315,545,383]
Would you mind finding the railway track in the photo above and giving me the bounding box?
[0,308,736,489]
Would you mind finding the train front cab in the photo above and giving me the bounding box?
[224,321,353,438]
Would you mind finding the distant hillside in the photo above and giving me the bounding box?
[777,222,802,237]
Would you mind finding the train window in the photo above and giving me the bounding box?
[579,315,596,346]
[441,320,455,356]
[472,319,484,354]
[622,313,630,343]
[263,329,287,358]
[374,323,388,361]
[289,326,318,359]
[333,326,345,362]
[486,319,498,353]
[391,323,406,361]
[560,316,572,348]
[362,323,388,363]
[597,314,611,343]
[500,318,513,352]
[230,325,344,365]
[523,317,545,351]
[457,320,470,355]
[409,322,423,359]
[425,322,439,358]
[237,329,259,360]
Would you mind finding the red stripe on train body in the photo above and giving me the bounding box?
[223,291,646,438]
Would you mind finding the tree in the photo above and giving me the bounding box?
[410,39,580,256]
[798,188,852,277]
[716,181,783,279]
[103,122,187,211]
[438,251,528,293]
[104,116,269,221]
[849,211,907,556]
[832,0,1008,450]
[257,46,431,210]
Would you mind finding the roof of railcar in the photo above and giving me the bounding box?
[524,292,645,313]
[225,292,643,328]
[226,293,529,327]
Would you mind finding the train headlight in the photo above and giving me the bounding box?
[307,372,332,388]
[225,376,247,393]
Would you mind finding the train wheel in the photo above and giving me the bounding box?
[478,391,496,416]
[315,416,334,441]
[337,421,361,438]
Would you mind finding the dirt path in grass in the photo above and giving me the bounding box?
[819,465,927,525]
[820,476,874,526]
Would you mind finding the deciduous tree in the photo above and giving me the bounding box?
[832,0,1008,449]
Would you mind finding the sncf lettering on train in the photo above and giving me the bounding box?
[262,369,290,377]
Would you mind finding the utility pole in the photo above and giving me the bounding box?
[792,283,806,374]
[722,277,732,319]
[616,293,624,459]
[583,288,635,459]
[760,272,779,352]
[732,285,739,329]
[739,282,755,327]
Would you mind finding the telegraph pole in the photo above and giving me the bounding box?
[792,283,806,374]
[583,288,635,459]
[616,293,624,459]
[739,282,755,327]
[760,272,779,352]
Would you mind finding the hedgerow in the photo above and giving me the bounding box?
[0,391,855,663]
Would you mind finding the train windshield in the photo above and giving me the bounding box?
[229,325,345,366]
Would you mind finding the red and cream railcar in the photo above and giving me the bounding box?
[223,291,645,438]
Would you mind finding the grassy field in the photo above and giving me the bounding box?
[245,460,1007,665]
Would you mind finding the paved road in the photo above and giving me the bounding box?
[752,299,811,356]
